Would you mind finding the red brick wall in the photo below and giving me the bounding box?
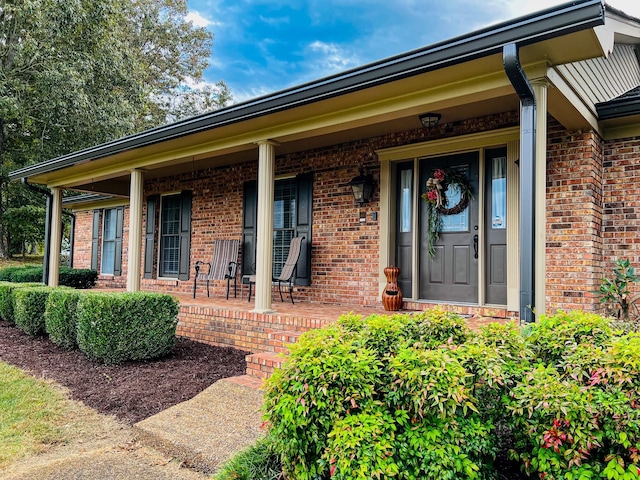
[133,112,520,305]
[545,120,604,313]
[73,210,94,270]
[72,111,628,313]
[602,135,640,296]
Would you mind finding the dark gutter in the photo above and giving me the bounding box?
[504,43,537,324]
[596,95,640,119]
[9,0,604,182]
[21,179,52,285]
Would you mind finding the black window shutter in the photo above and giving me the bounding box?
[113,207,124,276]
[143,196,157,279]
[90,210,100,271]
[295,173,313,286]
[242,181,258,276]
[177,190,192,280]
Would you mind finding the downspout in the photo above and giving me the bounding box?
[22,178,52,285]
[503,43,536,323]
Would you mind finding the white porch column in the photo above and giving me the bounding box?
[48,187,63,287]
[253,141,277,313]
[127,169,144,292]
[532,79,548,317]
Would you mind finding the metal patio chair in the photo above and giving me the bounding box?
[193,239,240,299]
[247,236,305,304]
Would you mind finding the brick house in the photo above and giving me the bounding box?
[10,0,640,325]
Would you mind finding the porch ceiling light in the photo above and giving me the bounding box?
[419,112,441,129]
[349,167,374,204]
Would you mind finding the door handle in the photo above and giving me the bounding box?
[473,234,479,259]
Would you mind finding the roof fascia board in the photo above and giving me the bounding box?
[9,0,605,182]
[45,69,519,188]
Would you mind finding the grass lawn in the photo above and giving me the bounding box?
[0,256,43,271]
[0,361,70,468]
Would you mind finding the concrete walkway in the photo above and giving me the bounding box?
[2,377,265,480]
[134,376,265,474]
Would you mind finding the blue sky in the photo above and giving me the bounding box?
[185,0,640,104]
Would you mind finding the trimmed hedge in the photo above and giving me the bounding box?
[14,286,55,336]
[0,281,44,323]
[0,265,97,289]
[76,291,179,364]
[44,289,86,349]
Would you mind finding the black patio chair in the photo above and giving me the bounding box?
[193,239,239,299]
[247,236,305,304]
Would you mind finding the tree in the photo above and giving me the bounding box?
[0,0,231,258]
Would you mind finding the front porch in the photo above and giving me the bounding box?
[166,290,516,380]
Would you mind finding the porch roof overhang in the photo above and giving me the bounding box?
[11,0,610,199]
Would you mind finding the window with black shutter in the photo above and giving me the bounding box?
[157,191,192,279]
[242,174,312,285]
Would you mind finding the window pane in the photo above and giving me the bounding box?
[273,178,297,277]
[160,195,181,276]
[491,156,507,230]
[441,167,469,233]
[101,209,117,274]
[101,241,115,274]
[400,169,412,233]
[103,209,116,241]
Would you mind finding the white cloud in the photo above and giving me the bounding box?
[307,41,360,74]
[185,10,214,28]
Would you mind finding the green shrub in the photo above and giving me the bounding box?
[0,266,97,289]
[13,286,54,336]
[264,309,497,480]
[44,290,86,349]
[58,268,97,289]
[264,309,640,480]
[214,437,282,480]
[10,266,45,283]
[527,310,613,364]
[0,281,44,323]
[507,317,640,480]
[76,291,179,364]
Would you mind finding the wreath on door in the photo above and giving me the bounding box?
[421,167,473,257]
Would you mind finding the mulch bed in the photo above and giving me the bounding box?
[0,320,248,425]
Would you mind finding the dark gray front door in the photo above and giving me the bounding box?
[485,148,508,305]
[419,152,479,303]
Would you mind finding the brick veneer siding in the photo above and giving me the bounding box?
[545,120,604,313]
[73,210,94,270]
[71,110,635,314]
[134,112,520,305]
[602,135,640,297]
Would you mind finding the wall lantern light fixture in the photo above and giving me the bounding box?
[349,167,374,204]
[419,112,442,129]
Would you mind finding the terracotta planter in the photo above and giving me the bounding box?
[382,265,403,311]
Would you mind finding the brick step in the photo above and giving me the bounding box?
[268,330,302,353]
[246,351,286,380]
